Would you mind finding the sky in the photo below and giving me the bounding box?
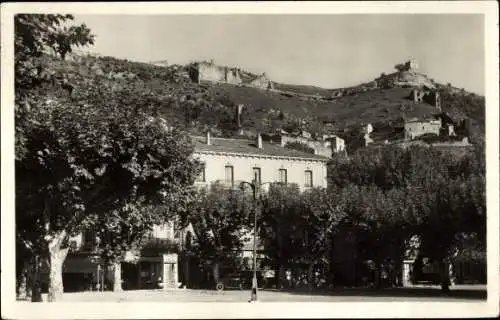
[74,14,485,94]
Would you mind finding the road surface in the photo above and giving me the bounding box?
[37,285,486,302]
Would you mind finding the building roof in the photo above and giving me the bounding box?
[404,116,442,124]
[191,136,329,161]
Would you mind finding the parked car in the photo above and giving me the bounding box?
[216,273,245,291]
[215,271,265,291]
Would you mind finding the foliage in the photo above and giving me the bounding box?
[187,183,253,274]
[259,184,302,272]
[326,144,485,288]
[284,141,315,154]
[139,238,180,257]
[15,14,200,301]
[259,184,347,288]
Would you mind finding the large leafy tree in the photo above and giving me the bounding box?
[187,183,253,285]
[15,15,201,302]
[328,144,485,291]
[258,183,302,288]
[15,14,95,301]
[291,187,346,290]
[413,145,486,291]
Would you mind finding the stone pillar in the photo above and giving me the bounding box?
[173,262,179,287]
[137,262,141,289]
[162,260,168,289]
[402,260,414,287]
[162,253,179,290]
[449,262,456,286]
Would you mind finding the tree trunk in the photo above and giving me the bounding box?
[113,262,123,292]
[183,255,191,289]
[47,234,69,302]
[31,255,43,302]
[374,262,381,289]
[213,261,220,283]
[307,263,314,292]
[17,260,29,300]
[277,264,285,289]
[440,260,451,293]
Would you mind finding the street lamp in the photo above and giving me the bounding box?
[240,173,271,303]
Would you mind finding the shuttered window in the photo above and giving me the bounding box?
[305,170,313,187]
[278,169,287,184]
[225,165,234,186]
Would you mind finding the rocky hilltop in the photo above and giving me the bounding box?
[52,53,485,152]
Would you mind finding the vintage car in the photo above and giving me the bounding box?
[215,271,265,291]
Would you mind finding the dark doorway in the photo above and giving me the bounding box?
[122,262,139,290]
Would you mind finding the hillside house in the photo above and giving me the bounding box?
[402,112,462,142]
[404,117,442,140]
[262,130,346,158]
[323,134,346,153]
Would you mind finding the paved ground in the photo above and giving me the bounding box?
[38,285,486,302]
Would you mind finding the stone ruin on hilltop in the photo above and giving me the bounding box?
[377,58,436,90]
[188,59,274,90]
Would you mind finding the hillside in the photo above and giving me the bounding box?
[45,53,485,148]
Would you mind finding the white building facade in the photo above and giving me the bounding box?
[192,134,329,191]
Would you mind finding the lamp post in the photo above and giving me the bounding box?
[240,174,271,302]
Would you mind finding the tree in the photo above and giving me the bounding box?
[15,14,95,302]
[15,14,94,161]
[259,183,302,288]
[15,15,201,301]
[413,149,486,291]
[16,94,200,301]
[328,144,485,291]
[187,183,253,286]
[93,203,174,292]
[93,178,197,292]
[293,187,346,290]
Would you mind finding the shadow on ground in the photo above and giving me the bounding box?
[265,287,487,300]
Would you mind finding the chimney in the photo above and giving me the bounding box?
[236,104,244,129]
[257,133,263,149]
[206,131,211,145]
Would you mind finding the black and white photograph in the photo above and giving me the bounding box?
[1,2,499,319]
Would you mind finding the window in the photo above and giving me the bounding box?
[304,170,313,188]
[196,163,206,182]
[278,169,287,184]
[225,165,234,186]
[253,167,261,185]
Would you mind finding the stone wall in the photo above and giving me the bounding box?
[249,73,274,90]
[197,63,227,83]
[189,61,243,85]
[224,67,242,85]
[411,88,441,110]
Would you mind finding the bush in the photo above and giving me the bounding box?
[284,141,315,154]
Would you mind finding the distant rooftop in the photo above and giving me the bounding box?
[191,136,328,161]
